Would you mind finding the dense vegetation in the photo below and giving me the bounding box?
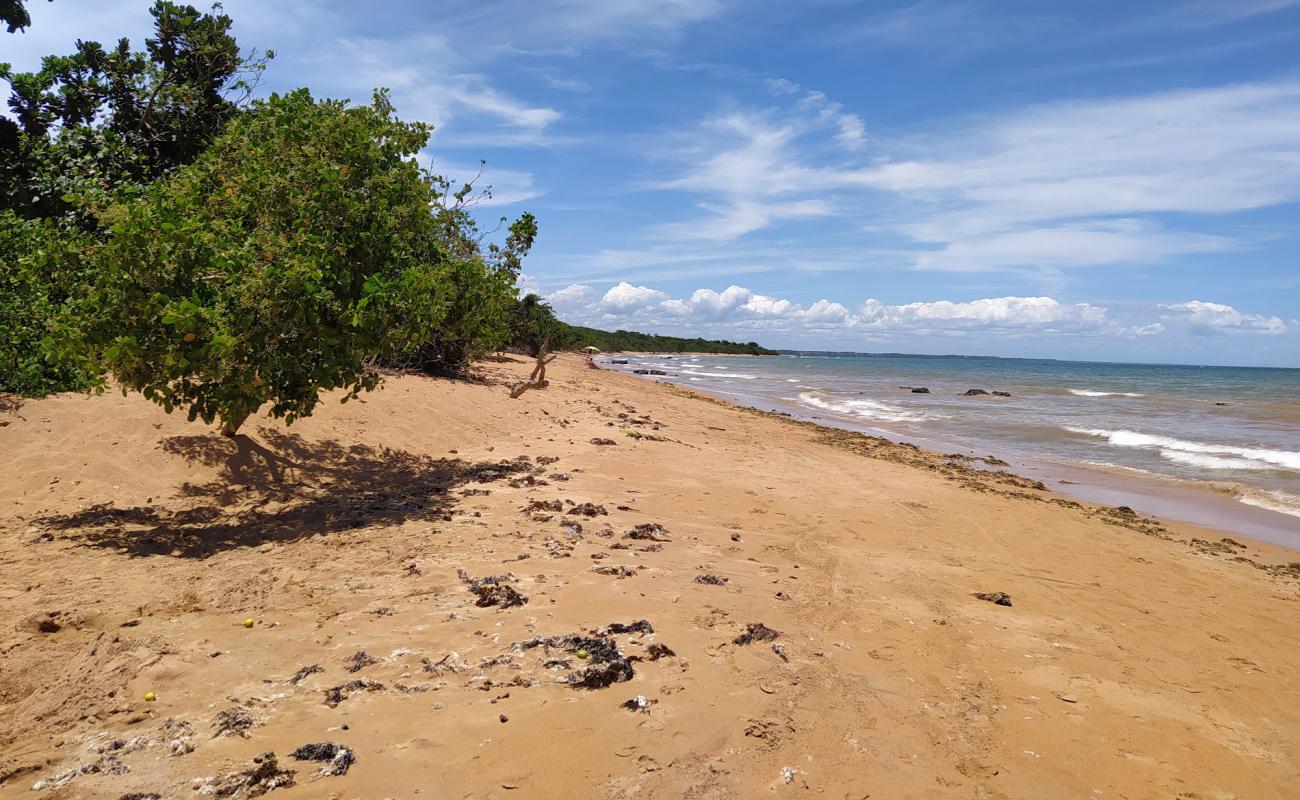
[0,2,533,432]
[552,323,776,355]
[1,1,772,432]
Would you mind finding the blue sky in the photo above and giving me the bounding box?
[7,0,1300,365]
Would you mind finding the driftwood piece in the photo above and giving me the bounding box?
[510,342,557,399]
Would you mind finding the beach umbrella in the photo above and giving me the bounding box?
[580,346,601,354]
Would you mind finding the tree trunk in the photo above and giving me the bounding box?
[221,411,250,437]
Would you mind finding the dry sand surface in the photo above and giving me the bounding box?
[2,354,1299,799]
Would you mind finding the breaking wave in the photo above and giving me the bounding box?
[1238,489,1300,519]
[1068,389,1145,398]
[1065,428,1300,472]
[797,392,932,423]
[680,370,757,379]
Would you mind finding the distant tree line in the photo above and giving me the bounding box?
[505,295,775,356]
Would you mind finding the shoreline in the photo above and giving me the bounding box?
[2,354,1299,797]
[603,356,1300,550]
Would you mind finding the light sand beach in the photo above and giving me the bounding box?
[2,354,1298,798]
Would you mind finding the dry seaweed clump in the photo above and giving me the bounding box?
[517,632,637,689]
[211,706,257,738]
[458,570,529,608]
[972,591,1013,607]
[208,751,295,798]
[344,650,379,673]
[734,623,780,645]
[625,523,671,541]
[291,742,355,776]
[695,574,728,586]
[568,502,608,517]
[323,678,384,707]
[600,619,654,635]
[286,664,323,685]
[523,499,563,515]
[463,455,534,483]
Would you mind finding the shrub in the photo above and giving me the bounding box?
[0,212,94,395]
[66,89,477,434]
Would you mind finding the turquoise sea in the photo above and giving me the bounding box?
[601,352,1300,545]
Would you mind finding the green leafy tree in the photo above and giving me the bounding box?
[63,88,473,435]
[1,0,48,33]
[0,212,94,395]
[386,171,536,375]
[510,293,562,357]
[1,1,270,220]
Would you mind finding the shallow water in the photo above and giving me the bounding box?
[602,352,1300,544]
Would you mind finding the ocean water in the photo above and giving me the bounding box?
[601,352,1300,536]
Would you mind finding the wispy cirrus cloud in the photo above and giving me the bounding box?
[646,77,1300,277]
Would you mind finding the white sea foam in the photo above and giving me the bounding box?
[1068,389,1145,398]
[798,392,930,423]
[785,378,799,383]
[1239,490,1300,519]
[1066,428,1300,472]
[1158,450,1271,470]
[681,370,757,379]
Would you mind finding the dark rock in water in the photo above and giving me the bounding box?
[961,389,990,396]
[1215,402,1228,406]
[632,369,669,375]
[610,359,629,364]
[909,387,931,393]
[291,742,354,776]
[734,623,780,645]
[972,591,1013,607]
[1112,506,1137,516]
[992,391,1012,397]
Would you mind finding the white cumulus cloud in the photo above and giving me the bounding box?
[859,296,1110,331]
[600,282,669,310]
[1159,300,1287,334]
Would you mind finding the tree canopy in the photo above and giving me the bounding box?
[1,0,47,33]
[1,1,269,221]
[61,89,504,434]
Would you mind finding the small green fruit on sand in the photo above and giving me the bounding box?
[144,692,157,702]
[576,649,589,660]
[242,618,254,628]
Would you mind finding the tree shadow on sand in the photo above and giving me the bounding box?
[35,428,539,558]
